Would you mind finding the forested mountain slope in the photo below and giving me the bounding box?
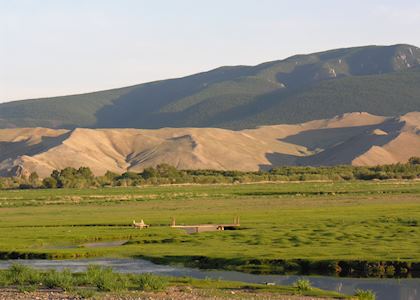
[1,44,420,129]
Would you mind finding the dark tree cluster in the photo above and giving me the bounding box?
[0,158,420,190]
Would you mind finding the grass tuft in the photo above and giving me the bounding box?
[355,289,376,300]
[42,269,74,291]
[74,288,96,298]
[135,273,167,291]
[5,264,41,286]
[83,265,129,292]
[293,278,312,292]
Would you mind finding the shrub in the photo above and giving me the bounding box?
[17,284,38,292]
[18,183,34,189]
[3,161,420,191]
[75,288,96,298]
[293,278,312,291]
[84,265,128,292]
[5,264,41,286]
[42,177,57,188]
[408,157,420,165]
[0,271,8,287]
[355,289,376,300]
[136,273,167,291]
[42,269,74,291]
[385,265,395,276]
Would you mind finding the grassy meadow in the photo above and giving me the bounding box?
[0,181,420,275]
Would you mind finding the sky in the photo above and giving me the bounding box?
[1,0,420,103]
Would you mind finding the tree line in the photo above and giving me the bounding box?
[0,157,419,190]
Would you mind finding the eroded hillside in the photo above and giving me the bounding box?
[1,112,419,177]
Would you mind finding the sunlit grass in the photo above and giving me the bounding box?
[0,181,419,269]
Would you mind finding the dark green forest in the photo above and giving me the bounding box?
[1,44,419,129]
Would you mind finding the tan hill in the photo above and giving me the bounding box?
[0,112,419,177]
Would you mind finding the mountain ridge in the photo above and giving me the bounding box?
[1,44,420,129]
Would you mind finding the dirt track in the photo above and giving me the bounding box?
[0,287,337,300]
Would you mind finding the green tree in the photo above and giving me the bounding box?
[141,167,158,179]
[77,167,94,179]
[28,172,39,184]
[408,157,420,165]
[42,177,57,188]
[104,171,119,180]
[51,170,60,180]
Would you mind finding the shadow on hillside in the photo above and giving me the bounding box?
[259,118,404,169]
[298,131,399,166]
[0,131,71,162]
[94,66,256,129]
[259,153,300,171]
[276,63,324,89]
[281,124,384,151]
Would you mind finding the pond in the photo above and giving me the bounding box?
[0,258,418,300]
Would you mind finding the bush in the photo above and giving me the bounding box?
[5,264,41,286]
[75,288,96,298]
[18,183,34,189]
[0,271,8,287]
[293,278,312,291]
[3,161,420,191]
[136,273,167,291]
[408,157,420,165]
[1,265,166,294]
[17,284,38,292]
[42,177,57,188]
[385,265,395,276]
[355,289,376,300]
[84,265,128,292]
[42,269,74,291]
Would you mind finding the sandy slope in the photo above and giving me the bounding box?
[0,112,419,177]
[352,112,420,165]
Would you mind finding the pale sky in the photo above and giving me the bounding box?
[1,0,420,102]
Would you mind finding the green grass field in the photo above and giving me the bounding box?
[1,181,419,275]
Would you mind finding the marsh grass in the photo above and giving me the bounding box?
[83,265,129,292]
[0,264,343,298]
[135,273,167,291]
[43,269,74,291]
[74,288,96,298]
[354,289,376,300]
[5,264,41,286]
[0,265,128,293]
[17,284,38,292]
[293,279,312,291]
[0,182,419,275]
[0,270,7,287]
